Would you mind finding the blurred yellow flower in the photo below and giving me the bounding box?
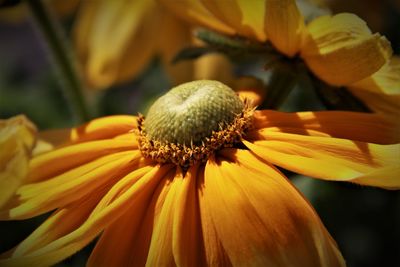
[0,115,36,208]
[1,80,399,266]
[159,0,398,116]
[74,0,197,89]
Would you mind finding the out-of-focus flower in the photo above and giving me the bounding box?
[159,0,395,111]
[1,80,399,266]
[74,0,197,89]
[0,115,36,208]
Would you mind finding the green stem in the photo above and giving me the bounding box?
[262,67,297,109]
[26,0,90,122]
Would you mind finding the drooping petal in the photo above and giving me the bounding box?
[200,149,345,266]
[1,151,141,220]
[158,0,235,36]
[157,9,194,85]
[252,110,400,144]
[244,132,400,189]
[0,165,171,267]
[87,167,175,267]
[201,0,267,41]
[28,137,138,183]
[74,0,157,89]
[7,187,104,258]
[301,13,392,86]
[0,115,36,208]
[264,0,306,56]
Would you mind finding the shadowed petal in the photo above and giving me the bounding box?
[349,56,400,121]
[28,137,138,183]
[350,56,400,95]
[264,0,305,56]
[200,149,345,266]
[159,0,234,36]
[202,0,266,41]
[1,151,141,220]
[172,165,204,266]
[74,0,156,89]
[301,13,392,86]
[0,116,36,208]
[252,110,400,144]
[0,165,171,267]
[6,187,104,258]
[244,132,400,189]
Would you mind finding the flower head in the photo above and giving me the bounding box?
[1,80,399,266]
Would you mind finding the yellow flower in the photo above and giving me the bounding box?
[0,115,36,208]
[74,0,196,89]
[159,0,396,110]
[1,80,399,266]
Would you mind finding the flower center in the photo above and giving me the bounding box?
[137,80,253,168]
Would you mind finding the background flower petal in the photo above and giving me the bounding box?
[201,0,266,41]
[74,0,157,89]
[301,13,392,86]
[158,0,235,36]
[264,0,305,56]
[0,116,36,208]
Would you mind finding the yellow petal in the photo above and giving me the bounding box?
[172,165,203,266]
[157,9,195,85]
[350,89,400,122]
[159,0,235,36]
[234,76,266,106]
[0,165,170,267]
[88,167,176,266]
[193,52,234,84]
[1,151,140,220]
[201,0,267,41]
[200,149,345,266]
[9,189,103,257]
[252,110,400,144]
[301,13,392,86]
[350,56,400,95]
[244,132,400,189]
[264,0,306,56]
[349,56,400,121]
[69,115,137,142]
[29,137,138,183]
[0,115,36,208]
[73,0,157,89]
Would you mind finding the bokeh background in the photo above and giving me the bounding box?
[0,1,399,266]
